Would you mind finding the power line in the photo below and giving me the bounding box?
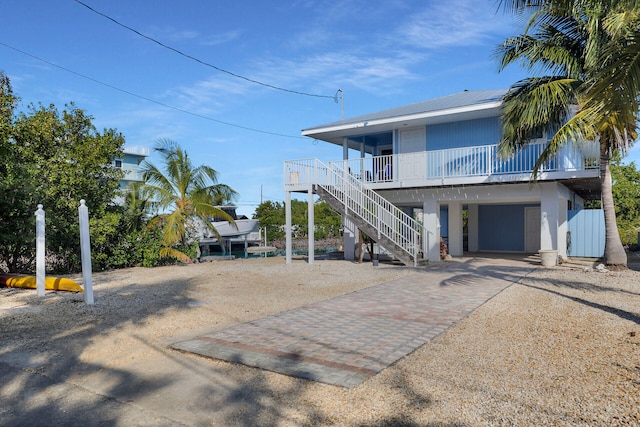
[73,0,339,101]
[0,41,306,139]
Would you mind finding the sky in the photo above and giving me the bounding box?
[3,0,639,217]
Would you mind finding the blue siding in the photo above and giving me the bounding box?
[426,116,501,151]
[478,204,537,252]
[568,209,605,257]
[123,153,144,166]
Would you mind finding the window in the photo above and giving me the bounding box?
[114,158,122,168]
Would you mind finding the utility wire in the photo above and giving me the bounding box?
[0,41,306,139]
[73,0,339,101]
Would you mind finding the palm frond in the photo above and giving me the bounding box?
[161,209,188,247]
[500,76,580,157]
[159,246,192,263]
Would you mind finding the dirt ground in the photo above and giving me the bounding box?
[1,253,639,426]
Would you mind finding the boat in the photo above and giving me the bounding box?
[0,273,83,292]
[198,206,261,256]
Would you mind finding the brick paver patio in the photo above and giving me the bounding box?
[173,257,536,388]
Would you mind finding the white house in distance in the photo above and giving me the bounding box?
[114,146,150,190]
[284,89,601,265]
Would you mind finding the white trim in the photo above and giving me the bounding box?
[302,101,502,136]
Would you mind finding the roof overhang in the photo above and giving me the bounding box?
[302,101,503,146]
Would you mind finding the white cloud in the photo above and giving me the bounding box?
[395,0,513,49]
[165,75,253,114]
[201,30,243,46]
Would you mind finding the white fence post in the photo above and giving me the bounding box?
[78,200,94,305]
[35,204,45,297]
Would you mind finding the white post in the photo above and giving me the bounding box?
[35,204,45,297]
[307,188,315,264]
[285,191,292,264]
[78,200,94,305]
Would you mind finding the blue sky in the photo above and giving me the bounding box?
[3,1,639,217]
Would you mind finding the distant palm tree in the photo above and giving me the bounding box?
[141,139,237,261]
[498,0,640,267]
[121,181,151,233]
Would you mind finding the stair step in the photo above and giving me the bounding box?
[314,183,421,267]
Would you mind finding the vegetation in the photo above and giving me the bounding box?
[253,199,342,242]
[1,72,125,272]
[141,139,238,262]
[611,160,640,245]
[498,0,640,267]
[0,73,239,273]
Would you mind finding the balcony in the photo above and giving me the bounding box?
[285,141,600,190]
[121,168,144,182]
[123,146,151,156]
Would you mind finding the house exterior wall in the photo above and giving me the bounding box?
[378,181,576,259]
[117,150,148,189]
[426,116,501,150]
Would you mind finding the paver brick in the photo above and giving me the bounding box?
[173,259,534,388]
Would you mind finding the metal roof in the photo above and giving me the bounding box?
[302,89,507,137]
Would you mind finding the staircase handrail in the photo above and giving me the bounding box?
[284,159,422,265]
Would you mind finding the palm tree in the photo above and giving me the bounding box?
[121,181,152,233]
[141,139,238,261]
[497,0,640,267]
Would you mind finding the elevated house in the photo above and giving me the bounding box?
[284,89,601,265]
[114,146,150,190]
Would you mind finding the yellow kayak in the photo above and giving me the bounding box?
[0,274,83,292]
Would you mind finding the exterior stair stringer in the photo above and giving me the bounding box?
[315,185,417,266]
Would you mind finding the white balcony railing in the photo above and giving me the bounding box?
[122,169,144,182]
[123,146,151,156]
[313,141,600,185]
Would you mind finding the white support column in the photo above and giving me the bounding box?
[343,137,349,160]
[540,182,559,251]
[448,202,463,257]
[468,204,479,252]
[342,217,356,261]
[285,191,292,264]
[35,204,45,297]
[78,200,94,305]
[307,187,315,264]
[423,199,440,262]
[557,197,568,259]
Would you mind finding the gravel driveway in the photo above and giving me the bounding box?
[1,253,639,426]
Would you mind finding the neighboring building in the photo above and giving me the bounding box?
[284,89,601,265]
[115,146,150,191]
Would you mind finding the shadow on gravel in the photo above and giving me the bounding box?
[1,254,547,426]
[0,275,199,426]
[358,421,469,427]
[522,281,640,326]
[0,265,452,426]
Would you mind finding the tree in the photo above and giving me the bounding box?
[121,181,152,234]
[253,200,285,241]
[611,160,640,245]
[0,71,125,273]
[10,103,125,272]
[0,72,35,272]
[141,139,237,262]
[253,199,342,242]
[498,0,640,267]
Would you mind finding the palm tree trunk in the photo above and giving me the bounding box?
[600,143,627,267]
